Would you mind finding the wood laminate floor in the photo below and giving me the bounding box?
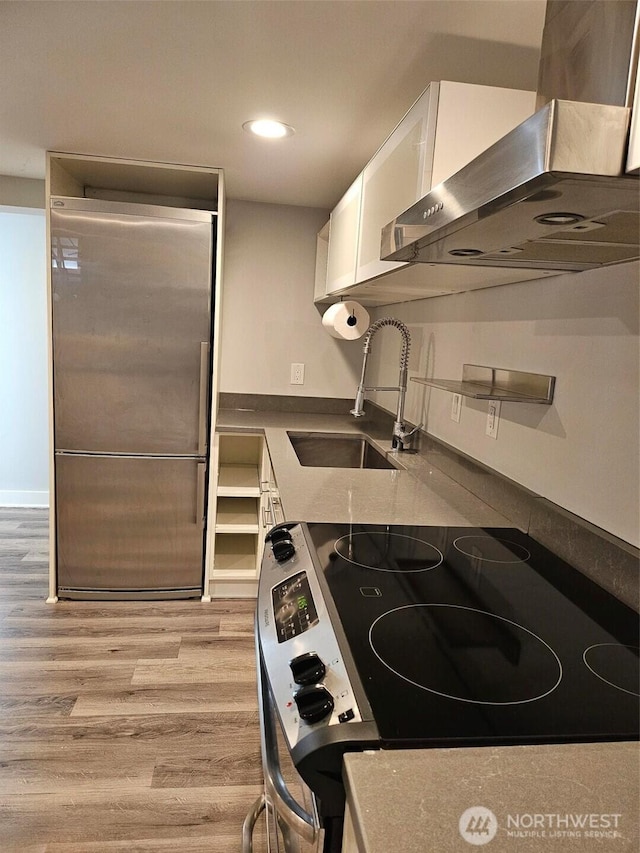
[0,507,266,852]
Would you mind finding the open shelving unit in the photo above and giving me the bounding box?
[208,432,280,598]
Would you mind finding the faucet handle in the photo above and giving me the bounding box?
[394,422,423,451]
[404,422,423,438]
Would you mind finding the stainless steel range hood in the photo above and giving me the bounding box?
[381,0,640,273]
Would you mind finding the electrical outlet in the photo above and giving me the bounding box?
[451,394,462,423]
[290,363,305,385]
[486,401,501,439]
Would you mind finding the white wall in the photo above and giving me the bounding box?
[367,262,640,547]
[219,199,362,397]
[0,176,45,210]
[0,209,49,505]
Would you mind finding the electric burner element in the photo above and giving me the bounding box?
[334,531,443,572]
[583,644,640,697]
[369,604,563,705]
[453,535,531,563]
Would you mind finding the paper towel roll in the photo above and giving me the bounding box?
[321,301,370,340]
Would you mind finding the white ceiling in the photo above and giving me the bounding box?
[0,0,546,210]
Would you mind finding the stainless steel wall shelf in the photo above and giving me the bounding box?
[411,364,556,404]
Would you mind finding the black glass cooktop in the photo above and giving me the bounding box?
[306,523,639,746]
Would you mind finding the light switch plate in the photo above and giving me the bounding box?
[451,394,462,422]
[486,401,501,439]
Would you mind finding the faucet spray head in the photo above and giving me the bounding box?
[350,386,366,417]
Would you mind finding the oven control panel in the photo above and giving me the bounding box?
[258,523,364,750]
[272,571,319,643]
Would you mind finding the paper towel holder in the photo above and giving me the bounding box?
[342,297,361,327]
[321,300,370,340]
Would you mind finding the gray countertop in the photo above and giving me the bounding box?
[343,743,640,852]
[216,408,511,528]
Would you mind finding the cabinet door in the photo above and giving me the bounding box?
[325,175,363,294]
[356,83,439,283]
[626,62,640,173]
[50,203,213,455]
[56,454,204,596]
[322,81,536,303]
[431,82,536,187]
[259,442,283,539]
[259,445,273,545]
[313,221,331,302]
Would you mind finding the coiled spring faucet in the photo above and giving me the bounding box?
[350,318,422,451]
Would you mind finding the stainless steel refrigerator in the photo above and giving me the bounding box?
[50,197,215,599]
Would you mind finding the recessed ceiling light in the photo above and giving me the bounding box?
[242,119,295,139]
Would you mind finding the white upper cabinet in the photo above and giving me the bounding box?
[356,84,439,283]
[313,220,331,302]
[429,82,537,187]
[626,61,639,173]
[322,81,537,298]
[325,174,363,295]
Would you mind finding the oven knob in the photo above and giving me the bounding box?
[290,652,326,685]
[272,538,295,562]
[293,684,334,724]
[269,528,296,562]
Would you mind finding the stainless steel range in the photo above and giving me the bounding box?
[243,522,639,852]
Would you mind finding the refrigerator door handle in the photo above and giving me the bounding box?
[198,342,210,455]
[196,462,207,528]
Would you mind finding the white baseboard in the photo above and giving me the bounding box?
[0,490,49,507]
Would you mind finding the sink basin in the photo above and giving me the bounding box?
[287,432,400,470]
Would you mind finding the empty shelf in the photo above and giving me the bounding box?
[215,497,260,533]
[412,364,555,403]
[217,464,261,496]
[213,533,258,573]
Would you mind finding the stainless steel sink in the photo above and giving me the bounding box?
[287,432,400,470]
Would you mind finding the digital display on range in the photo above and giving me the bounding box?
[272,571,319,643]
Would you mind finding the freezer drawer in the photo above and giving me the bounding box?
[55,454,206,598]
[50,201,213,455]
